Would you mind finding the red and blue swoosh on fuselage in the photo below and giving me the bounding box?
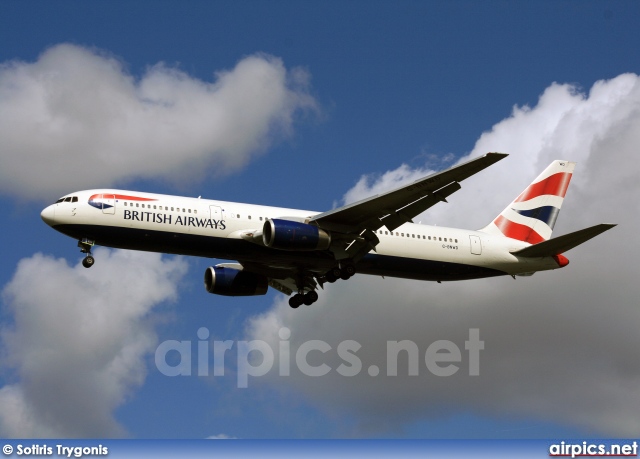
[88,194,157,210]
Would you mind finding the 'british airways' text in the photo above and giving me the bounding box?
[124,210,226,230]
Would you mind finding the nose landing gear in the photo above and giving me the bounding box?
[78,238,95,268]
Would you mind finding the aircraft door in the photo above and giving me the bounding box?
[102,194,116,215]
[469,235,482,255]
[210,205,224,220]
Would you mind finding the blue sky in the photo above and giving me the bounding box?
[1,1,640,439]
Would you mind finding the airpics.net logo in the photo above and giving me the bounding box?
[154,328,484,388]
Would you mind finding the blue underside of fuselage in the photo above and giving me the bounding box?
[52,224,506,282]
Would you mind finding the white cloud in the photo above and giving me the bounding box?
[245,73,640,436]
[207,434,237,440]
[0,248,188,437]
[342,164,437,207]
[0,44,317,200]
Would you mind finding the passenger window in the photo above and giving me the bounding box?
[455,239,458,243]
[248,215,252,220]
[142,204,145,208]
[194,210,197,214]
[154,205,157,210]
[188,209,191,213]
[136,203,139,207]
[438,237,442,241]
[171,207,174,211]
[182,209,185,212]
[237,214,240,218]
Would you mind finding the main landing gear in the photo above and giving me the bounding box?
[78,238,95,268]
[288,290,319,309]
[323,262,355,283]
[287,262,356,309]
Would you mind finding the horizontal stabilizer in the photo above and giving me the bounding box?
[511,223,617,257]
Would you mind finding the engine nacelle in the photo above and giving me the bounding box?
[204,266,268,296]
[263,219,331,251]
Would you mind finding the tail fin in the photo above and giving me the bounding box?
[479,160,575,243]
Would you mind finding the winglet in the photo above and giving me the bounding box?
[511,223,617,258]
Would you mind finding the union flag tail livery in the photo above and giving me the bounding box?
[40,153,616,309]
[480,160,575,244]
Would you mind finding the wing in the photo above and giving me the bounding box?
[310,152,508,260]
[311,152,507,232]
[232,153,508,295]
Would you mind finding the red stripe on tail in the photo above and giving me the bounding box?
[515,172,572,203]
[494,215,545,244]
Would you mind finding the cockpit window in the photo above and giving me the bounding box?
[56,196,78,203]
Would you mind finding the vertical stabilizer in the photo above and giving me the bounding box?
[479,161,575,243]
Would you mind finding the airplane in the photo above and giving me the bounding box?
[40,153,615,308]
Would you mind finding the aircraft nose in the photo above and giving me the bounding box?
[40,205,56,226]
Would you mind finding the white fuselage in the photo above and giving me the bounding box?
[41,189,564,282]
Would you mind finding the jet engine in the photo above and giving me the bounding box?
[204,266,268,296]
[262,219,331,251]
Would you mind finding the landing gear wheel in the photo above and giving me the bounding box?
[82,255,95,269]
[325,270,338,283]
[340,263,356,280]
[78,238,95,269]
[303,290,319,306]
[289,294,304,309]
[343,264,356,276]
